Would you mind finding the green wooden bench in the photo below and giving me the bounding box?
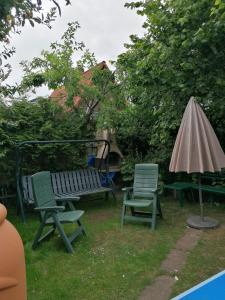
[193,184,225,194]
[22,168,116,204]
[191,172,225,203]
[163,182,193,206]
[21,168,116,205]
[190,183,225,200]
[164,174,225,206]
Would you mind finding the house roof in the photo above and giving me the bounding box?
[50,61,108,107]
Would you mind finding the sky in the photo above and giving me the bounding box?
[5,0,145,97]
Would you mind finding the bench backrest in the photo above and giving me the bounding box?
[51,169,102,195]
[21,168,103,204]
[22,175,34,204]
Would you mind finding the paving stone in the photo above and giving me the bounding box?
[175,228,202,252]
[139,275,175,300]
[161,249,187,273]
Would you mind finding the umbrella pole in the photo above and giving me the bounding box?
[198,174,204,221]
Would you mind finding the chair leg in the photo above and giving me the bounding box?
[130,207,135,216]
[53,214,74,254]
[77,219,87,236]
[121,203,126,228]
[178,190,184,207]
[151,197,157,230]
[32,212,55,250]
[32,220,46,250]
[191,189,195,202]
[157,197,163,219]
[111,190,117,204]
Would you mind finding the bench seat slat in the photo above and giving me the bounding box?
[90,168,99,189]
[95,169,102,187]
[87,169,94,189]
[62,172,70,193]
[73,171,82,191]
[81,169,88,190]
[60,172,67,194]
[51,173,58,195]
[22,176,29,201]
[68,171,76,193]
[83,169,90,190]
[56,173,63,195]
[69,171,77,192]
[22,176,34,204]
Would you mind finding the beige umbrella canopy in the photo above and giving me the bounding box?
[170,97,225,173]
[169,97,225,228]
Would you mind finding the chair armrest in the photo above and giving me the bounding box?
[122,187,133,201]
[122,187,133,192]
[34,206,65,212]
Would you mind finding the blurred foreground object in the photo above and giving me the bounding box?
[0,204,26,300]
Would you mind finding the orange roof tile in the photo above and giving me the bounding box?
[50,61,108,107]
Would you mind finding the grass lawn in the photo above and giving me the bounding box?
[7,195,225,300]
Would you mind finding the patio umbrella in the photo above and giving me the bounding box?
[169,97,225,228]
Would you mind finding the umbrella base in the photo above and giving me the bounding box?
[187,215,219,229]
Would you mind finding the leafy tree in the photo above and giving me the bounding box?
[19,22,84,96]
[115,0,225,179]
[0,0,70,42]
[0,0,71,97]
[18,22,123,126]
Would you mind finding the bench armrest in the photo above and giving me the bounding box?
[34,206,65,212]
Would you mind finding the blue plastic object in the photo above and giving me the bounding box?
[87,155,117,187]
[171,270,225,300]
[101,172,116,187]
[87,154,95,167]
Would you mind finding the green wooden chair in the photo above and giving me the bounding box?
[31,171,86,253]
[121,163,162,230]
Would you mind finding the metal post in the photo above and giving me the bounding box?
[16,145,26,223]
[198,174,204,221]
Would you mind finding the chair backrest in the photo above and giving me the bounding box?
[133,164,158,199]
[31,171,56,209]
